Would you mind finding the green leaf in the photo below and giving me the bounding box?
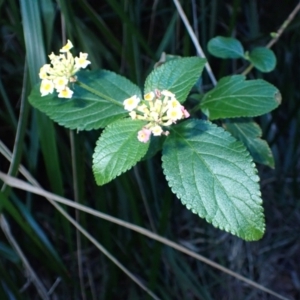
[162,119,265,241]
[200,75,281,120]
[144,57,206,103]
[93,119,149,185]
[248,47,276,72]
[207,36,244,59]
[224,118,274,168]
[29,70,141,130]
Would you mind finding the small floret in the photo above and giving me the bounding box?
[60,40,73,52]
[40,79,54,96]
[123,89,190,142]
[137,128,151,143]
[58,87,74,98]
[150,125,163,136]
[123,95,140,111]
[75,52,91,69]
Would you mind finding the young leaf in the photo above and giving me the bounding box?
[207,36,244,59]
[144,57,206,103]
[162,119,265,241]
[29,70,142,130]
[200,75,281,120]
[248,47,276,72]
[93,119,149,185]
[224,118,274,168]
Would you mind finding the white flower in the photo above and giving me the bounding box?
[39,40,91,98]
[167,107,183,121]
[75,52,91,69]
[39,64,51,79]
[40,79,54,96]
[144,91,155,101]
[161,90,175,98]
[150,125,163,136]
[60,40,73,52]
[168,98,181,109]
[53,77,68,91]
[58,87,74,98]
[123,95,140,111]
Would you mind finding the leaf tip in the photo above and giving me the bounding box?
[274,91,282,105]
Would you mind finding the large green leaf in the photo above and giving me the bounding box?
[144,57,206,103]
[224,118,274,168]
[248,47,277,73]
[29,70,141,130]
[200,75,281,120]
[162,119,265,241]
[93,119,149,185]
[207,36,244,59]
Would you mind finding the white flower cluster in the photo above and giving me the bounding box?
[123,89,190,143]
[39,40,91,98]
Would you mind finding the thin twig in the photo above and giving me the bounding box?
[242,2,300,75]
[0,144,160,300]
[0,214,50,299]
[266,2,300,49]
[172,0,217,86]
[0,64,49,299]
[0,171,290,300]
[47,194,161,300]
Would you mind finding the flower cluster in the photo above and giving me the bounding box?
[39,40,91,98]
[123,89,190,143]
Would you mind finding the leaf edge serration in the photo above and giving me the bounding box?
[161,119,265,241]
[92,119,148,186]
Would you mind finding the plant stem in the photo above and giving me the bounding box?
[242,2,300,75]
[0,171,290,300]
[172,0,217,86]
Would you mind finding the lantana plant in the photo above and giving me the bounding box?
[29,39,281,241]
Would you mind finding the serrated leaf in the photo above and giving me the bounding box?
[200,75,281,120]
[248,47,276,72]
[93,119,149,185]
[207,36,244,59]
[144,57,206,103]
[29,70,141,130]
[162,119,265,241]
[224,118,274,168]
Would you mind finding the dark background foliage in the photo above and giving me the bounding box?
[0,0,299,299]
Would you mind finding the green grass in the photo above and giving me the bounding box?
[0,1,300,299]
